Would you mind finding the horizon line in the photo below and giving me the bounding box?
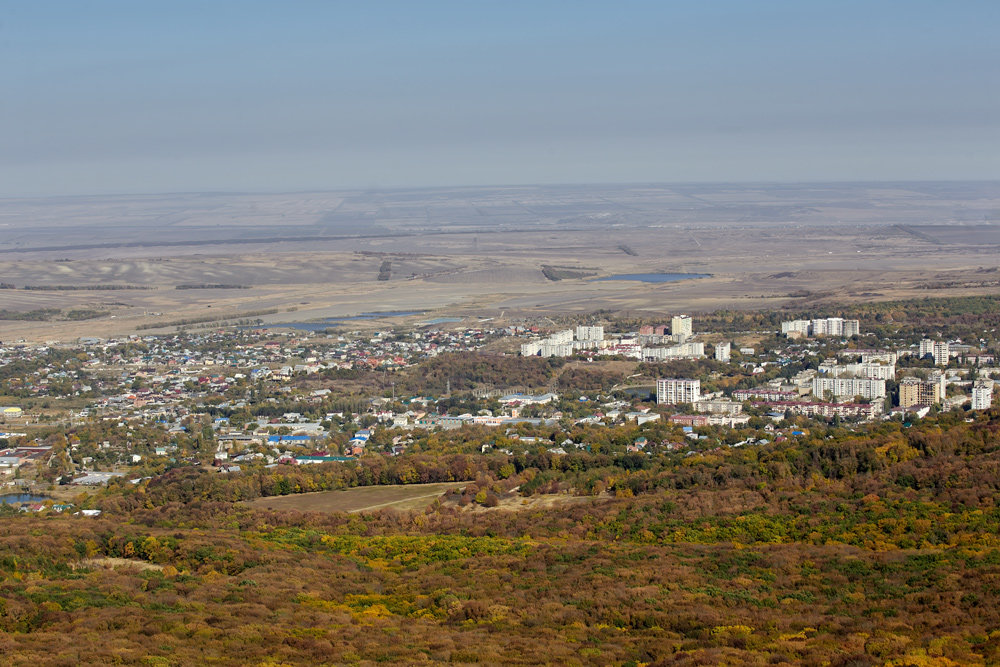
[3,178,999,201]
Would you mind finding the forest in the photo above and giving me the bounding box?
[3,408,1000,664]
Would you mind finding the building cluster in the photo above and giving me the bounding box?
[781,317,861,338]
[521,316,708,361]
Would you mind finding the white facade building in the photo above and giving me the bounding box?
[812,376,886,401]
[575,325,604,341]
[972,380,994,410]
[715,341,731,363]
[781,320,811,336]
[643,342,705,361]
[671,315,693,338]
[820,361,896,381]
[933,341,950,367]
[784,318,860,337]
[550,329,574,345]
[656,378,701,405]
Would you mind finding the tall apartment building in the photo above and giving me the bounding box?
[820,361,896,380]
[643,342,705,361]
[782,318,859,337]
[781,320,811,336]
[919,339,935,358]
[671,315,693,338]
[839,349,897,365]
[575,325,604,341]
[812,376,886,401]
[811,317,860,337]
[972,380,994,410]
[550,329,574,345]
[715,341,731,363]
[898,376,943,408]
[933,341,950,366]
[656,378,701,405]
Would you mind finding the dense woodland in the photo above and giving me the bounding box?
[4,407,1000,664]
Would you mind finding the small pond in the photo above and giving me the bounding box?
[0,493,50,505]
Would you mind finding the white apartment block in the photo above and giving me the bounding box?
[820,361,896,381]
[643,342,705,361]
[550,329,574,345]
[812,376,886,401]
[539,342,574,358]
[972,380,994,410]
[656,378,701,405]
[781,320,811,336]
[715,341,731,363]
[838,349,897,365]
[521,329,576,358]
[575,325,604,341]
[671,315,693,338]
[783,318,860,337]
[933,341,950,366]
[520,342,542,357]
[920,339,935,358]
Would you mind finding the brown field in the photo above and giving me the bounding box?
[1,182,999,341]
[244,482,467,514]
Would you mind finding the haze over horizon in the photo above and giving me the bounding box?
[2,1,998,198]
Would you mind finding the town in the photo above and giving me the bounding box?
[1,300,997,509]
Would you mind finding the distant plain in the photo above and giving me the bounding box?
[1,181,998,340]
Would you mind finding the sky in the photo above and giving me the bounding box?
[1,1,998,196]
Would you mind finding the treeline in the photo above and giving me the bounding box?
[0,308,60,321]
[541,265,598,281]
[22,284,152,291]
[134,308,279,330]
[694,294,1000,334]
[175,284,252,290]
[396,352,564,394]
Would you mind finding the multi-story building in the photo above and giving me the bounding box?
[838,349,898,365]
[781,320,812,336]
[656,378,701,405]
[521,328,576,358]
[538,342,574,358]
[694,398,743,415]
[758,400,882,421]
[972,380,994,410]
[520,342,541,357]
[898,376,943,408]
[671,315,693,338]
[820,361,896,380]
[782,318,859,337]
[715,341,731,363]
[812,376,886,401]
[550,330,574,345]
[643,342,705,361]
[919,339,935,358]
[733,388,799,402]
[933,341,950,367]
[575,325,604,341]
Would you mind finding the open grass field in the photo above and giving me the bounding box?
[244,481,467,513]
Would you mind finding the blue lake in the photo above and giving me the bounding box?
[0,493,50,505]
[595,273,710,283]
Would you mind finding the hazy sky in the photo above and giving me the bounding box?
[1,1,998,196]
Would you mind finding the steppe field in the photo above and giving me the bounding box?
[1,182,998,341]
[245,482,468,514]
